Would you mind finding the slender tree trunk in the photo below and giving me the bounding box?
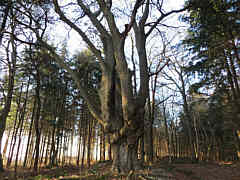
[2,130,10,158]
[49,123,56,167]
[0,35,17,171]
[0,1,11,45]
[140,134,144,163]
[229,32,240,70]
[69,128,74,165]
[76,137,81,166]
[108,135,112,161]
[30,142,36,169]
[103,130,105,161]
[87,117,92,167]
[228,52,240,97]
[81,127,86,168]
[60,132,64,167]
[63,132,69,166]
[193,112,200,161]
[23,97,36,167]
[163,104,171,162]
[44,131,51,165]
[33,68,42,172]
[100,126,103,161]
[225,55,237,100]
[76,110,82,166]
[95,134,99,162]
[55,128,61,166]
[14,110,25,172]
[145,98,154,163]
[15,80,30,172]
[40,133,47,165]
[7,84,24,168]
[58,131,64,167]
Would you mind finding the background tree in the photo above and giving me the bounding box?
[182,0,240,160]
[0,30,17,172]
[21,0,187,172]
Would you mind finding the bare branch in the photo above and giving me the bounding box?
[53,0,104,66]
[0,1,12,45]
[146,6,189,37]
[155,94,173,106]
[149,58,170,76]
[139,0,150,27]
[76,0,110,36]
[97,0,121,37]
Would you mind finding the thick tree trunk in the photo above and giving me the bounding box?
[145,121,153,162]
[110,111,144,172]
[111,139,140,173]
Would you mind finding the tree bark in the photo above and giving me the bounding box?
[111,139,139,173]
[87,116,93,167]
[33,67,42,172]
[49,0,186,173]
[108,135,112,161]
[81,121,87,168]
[2,130,10,158]
[15,79,30,172]
[23,97,36,167]
[110,108,145,172]
[40,133,47,165]
[163,104,171,162]
[6,84,23,168]
[0,34,16,172]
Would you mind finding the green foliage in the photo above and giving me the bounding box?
[73,49,102,89]
[180,3,240,155]
[182,0,240,92]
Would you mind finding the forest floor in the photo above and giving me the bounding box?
[0,159,240,180]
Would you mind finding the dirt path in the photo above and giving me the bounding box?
[0,161,239,180]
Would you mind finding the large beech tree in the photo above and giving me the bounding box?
[2,0,188,172]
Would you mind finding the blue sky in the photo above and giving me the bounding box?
[50,0,187,55]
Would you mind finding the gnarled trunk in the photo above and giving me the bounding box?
[112,142,140,172]
[109,109,145,173]
[111,136,141,173]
